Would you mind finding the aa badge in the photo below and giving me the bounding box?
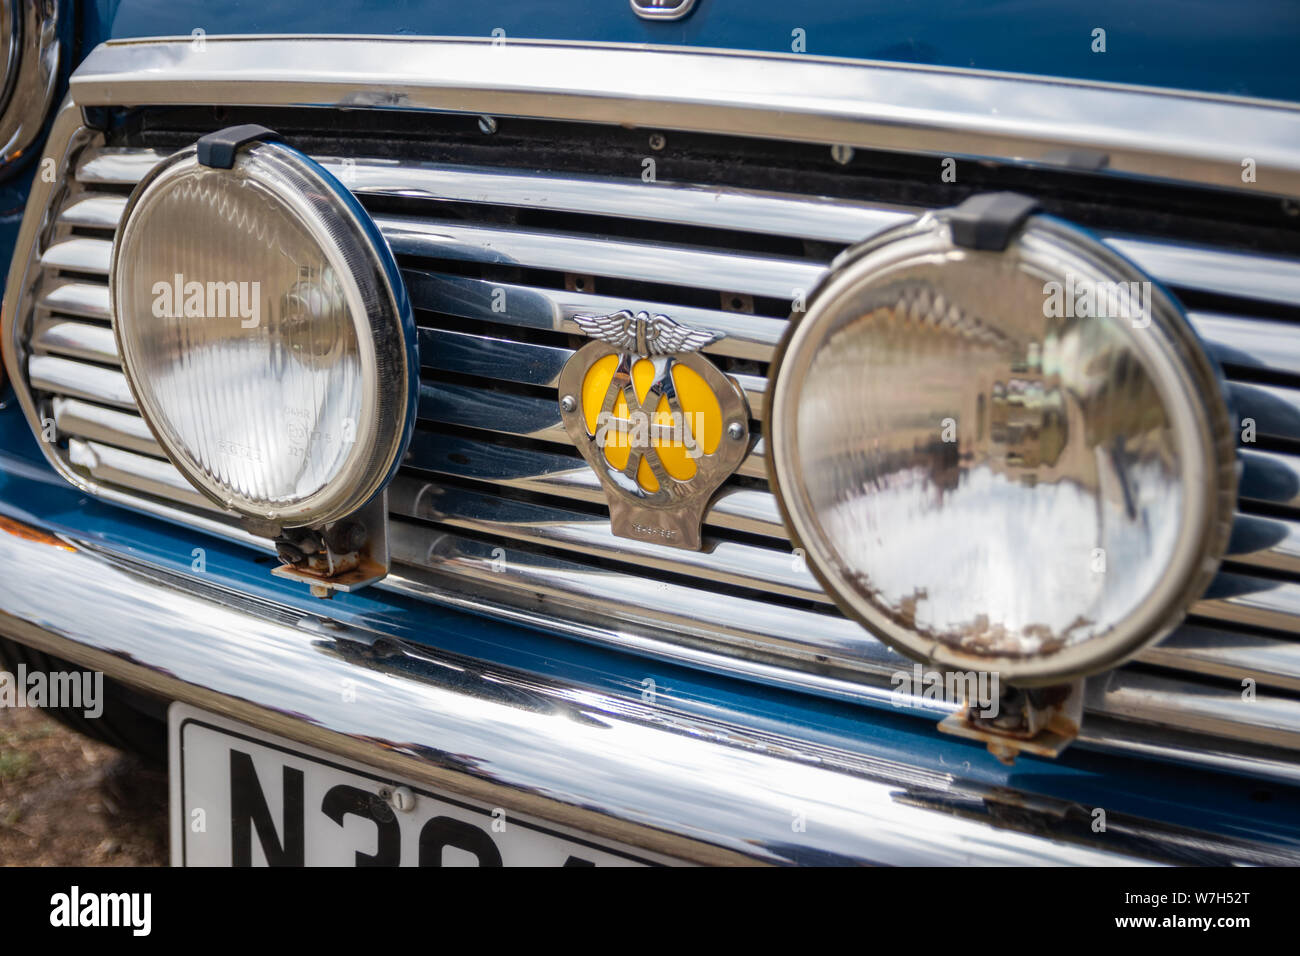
[557,310,751,550]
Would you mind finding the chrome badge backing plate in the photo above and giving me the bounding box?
[558,310,750,551]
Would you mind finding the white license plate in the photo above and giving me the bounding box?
[169,704,660,866]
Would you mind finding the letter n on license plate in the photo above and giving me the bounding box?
[168,704,661,866]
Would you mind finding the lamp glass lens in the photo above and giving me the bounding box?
[771,216,1228,679]
[113,147,379,523]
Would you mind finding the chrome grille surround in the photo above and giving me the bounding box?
[7,37,1300,784]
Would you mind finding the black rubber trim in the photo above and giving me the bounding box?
[948,191,1041,251]
[196,124,282,169]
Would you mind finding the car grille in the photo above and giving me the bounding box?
[12,107,1300,782]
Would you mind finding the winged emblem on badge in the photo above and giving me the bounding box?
[557,309,751,551]
[573,310,720,356]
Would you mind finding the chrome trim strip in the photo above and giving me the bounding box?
[1229,381,1300,444]
[1108,237,1300,308]
[38,278,112,321]
[390,519,905,674]
[31,316,118,364]
[1191,312,1300,378]
[52,396,163,458]
[1240,449,1300,510]
[376,215,818,301]
[418,327,768,416]
[1228,512,1300,576]
[0,516,1184,865]
[405,270,784,364]
[1080,713,1300,792]
[28,353,134,408]
[68,36,1300,199]
[420,327,572,388]
[56,192,127,230]
[39,236,113,275]
[67,438,217,511]
[322,156,903,243]
[1195,571,1300,632]
[387,477,825,602]
[74,145,167,183]
[1090,668,1300,751]
[404,430,773,520]
[419,381,572,445]
[1141,623,1300,694]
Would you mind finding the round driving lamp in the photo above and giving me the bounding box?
[767,194,1236,685]
[110,127,417,529]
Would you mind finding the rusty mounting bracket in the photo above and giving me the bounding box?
[938,678,1084,764]
[270,492,390,598]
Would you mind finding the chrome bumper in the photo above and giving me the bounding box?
[0,514,1269,865]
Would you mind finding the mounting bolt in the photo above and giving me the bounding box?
[478,115,498,135]
[390,786,415,812]
[560,394,577,413]
[727,421,745,441]
[309,584,333,600]
[831,144,854,165]
[648,132,666,151]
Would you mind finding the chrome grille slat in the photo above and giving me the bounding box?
[388,476,825,602]
[1141,624,1300,694]
[31,316,118,365]
[417,380,782,501]
[40,237,113,275]
[14,134,1300,783]
[403,430,775,526]
[1194,572,1300,632]
[1106,236,1300,310]
[388,519,919,673]
[28,354,134,408]
[1239,449,1300,509]
[77,147,904,243]
[1191,312,1300,379]
[52,397,162,458]
[322,157,908,244]
[1228,381,1300,443]
[1227,512,1300,576]
[418,381,570,444]
[375,214,824,301]
[418,326,768,415]
[404,270,785,362]
[67,438,216,510]
[38,279,112,321]
[56,192,128,230]
[1091,667,1300,751]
